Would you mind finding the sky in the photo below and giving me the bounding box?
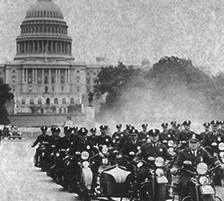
[1,0,224,73]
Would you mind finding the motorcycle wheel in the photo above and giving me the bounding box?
[156,184,166,201]
[182,195,194,201]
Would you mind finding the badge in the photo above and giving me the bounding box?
[137,146,140,150]
[200,157,203,162]
[106,139,108,142]
[87,145,90,150]
[159,148,163,152]
[116,136,119,139]
[121,134,123,137]
[168,135,170,138]
[218,137,221,141]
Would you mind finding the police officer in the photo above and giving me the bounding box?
[200,122,210,142]
[120,128,142,170]
[134,128,173,183]
[202,120,224,154]
[160,123,176,147]
[171,133,224,200]
[176,120,195,149]
[112,124,125,146]
[96,125,114,148]
[138,124,148,142]
[31,126,50,167]
[218,121,224,135]
[55,126,73,151]
[87,127,98,146]
[67,127,99,193]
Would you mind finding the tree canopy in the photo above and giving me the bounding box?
[0,78,14,125]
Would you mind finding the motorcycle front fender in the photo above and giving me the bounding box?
[156,175,168,184]
[200,185,215,195]
[81,167,93,189]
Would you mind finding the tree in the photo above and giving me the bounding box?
[0,78,14,125]
[94,62,140,114]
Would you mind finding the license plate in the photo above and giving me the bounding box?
[102,158,108,164]
[156,176,168,183]
[200,185,214,195]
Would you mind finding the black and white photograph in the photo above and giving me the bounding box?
[1,0,224,200]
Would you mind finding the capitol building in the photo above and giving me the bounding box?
[0,0,107,115]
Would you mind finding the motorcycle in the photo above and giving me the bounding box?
[33,141,51,171]
[204,142,224,186]
[169,161,222,201]
[136,156,171,201]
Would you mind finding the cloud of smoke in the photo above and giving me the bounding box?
[98,82,216,133]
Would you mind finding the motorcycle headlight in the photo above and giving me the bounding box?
[81,151,89,160]
[197,162,208,175]
[129,151,135,156]
[219,143,224,151]
[155,168,164,176]
[155,157,164,167]
[56,153,60,157]
[137,162,143,168]
[199,176,209,185]
[102,146,108,154]
[168,140,174,147]
[82,161,89,168]
[220,152,224,158]
[168,147,174,154]
[212,142,217,146]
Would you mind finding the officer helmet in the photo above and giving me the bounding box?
[116,124,122,129]
[161,123,168,128]
[90,127,97,132]
[100,125,108,131]
[129,128,138,136]
[41,126,48,131]
[203,123,210,128]
[78,127,88,136]
[183,120,191,126]
[148,129,160,137]
[64,126,73,133]
[189,133,200,143]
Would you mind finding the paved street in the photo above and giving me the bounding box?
[0,138,224,201]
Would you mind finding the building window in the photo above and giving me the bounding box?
[13,70,15,73]
[37,69,42,84]
[12,76,16,83]
[38,98,42,104]
[46,98,50,104]
[51,69,56,84]
[44,69,49,84]
[77,86,80,92]
[70,98,74,104]
[45,86,48,93]
[22,99,25,105]
[52,86,55,91]
[54,98,58,104]
[28,69,32,83]
[61,86,64,91]
[30,99,34,104]
[62,98,66,104]
[77,76,80,83]
[60,69,65,84]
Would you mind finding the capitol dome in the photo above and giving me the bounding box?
[25,0,63,19]
[15,0,74,61]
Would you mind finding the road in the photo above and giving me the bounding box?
[0,138,224,201]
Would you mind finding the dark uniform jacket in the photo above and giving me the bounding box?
[173,147,220,182]
[176,130,195,144]
[32,134,50,147]
[159,131,176,147]
[69,138,98,157]
[202,131,224,153]
[87,135,98,146]
[55,136,73,151]
[138,131,148,142]
[135,141,172,162]
[48,135,61,149]
[96,134,114,147]
[121,139,143,157]
[112,131,125,145]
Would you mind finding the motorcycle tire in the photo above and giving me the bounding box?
[182,195,194,201]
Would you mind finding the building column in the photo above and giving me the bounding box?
[37,41,40,53]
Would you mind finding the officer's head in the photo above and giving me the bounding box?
[90,127,97,135]
[188,133,200,150]
[129,128,138,141]
[148,129,160,143]
[116,124,122,132]
[72,127,78,135]
[100,125,108,135]
[40,126,48,135]
[170,121,177,129]
[183,120,191,131]
[220,121,224,129]
[175,124,180,130]
[78,127,88,141]
[141,124,148,132]
[51,126,60,137]
[203,123,210,132]
[211,120,219,132]
[64,126,73,137]
[161,123,168,132]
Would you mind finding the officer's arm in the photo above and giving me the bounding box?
[172,151,185,169]
[134,144,144,162]
[164,146,173,161]
[204,149,221,167]
[32,136,40,147]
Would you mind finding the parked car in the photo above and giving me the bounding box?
[4,126,22,140]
